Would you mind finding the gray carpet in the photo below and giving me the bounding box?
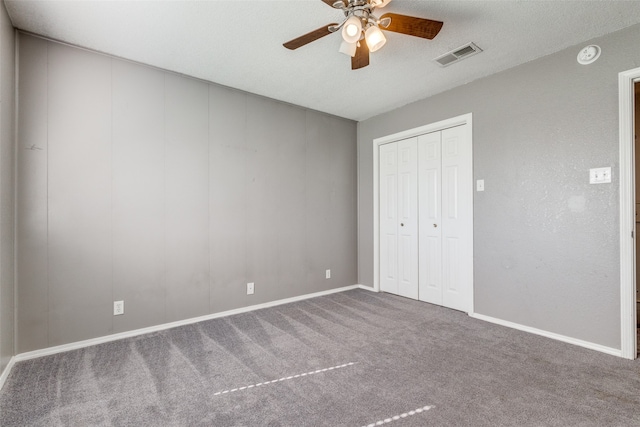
[1,289,639,426]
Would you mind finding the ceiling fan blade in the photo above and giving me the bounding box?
[380,13,443,39]
[351,42,370,70]
[283,23,339,50]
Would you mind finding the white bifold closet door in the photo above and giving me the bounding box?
[418,124,472,312]
[379,138,419,299]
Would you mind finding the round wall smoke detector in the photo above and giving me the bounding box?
[577,45,601,65]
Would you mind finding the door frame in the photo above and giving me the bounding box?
[372,113,474,314]
[619,67,639,360]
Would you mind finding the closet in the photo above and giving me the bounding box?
[378,122,472,312]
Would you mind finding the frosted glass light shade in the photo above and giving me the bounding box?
[342,16,362,44]
[370,0,392,7]
[339,40,357,57]
[365,26,386,52]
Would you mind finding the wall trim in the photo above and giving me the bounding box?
[470,313,622,358]
[619,67,640,360]
[372,113,474,314]
[0,284,375,391]
[0,356,16,391]
[7,285,362,368]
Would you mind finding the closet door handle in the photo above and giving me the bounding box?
[433,224,438,228]
[400,223,404,227]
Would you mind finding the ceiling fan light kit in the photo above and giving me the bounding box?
[342,15,362,43]
[364,25,386,52]
[284,0,443,70]
[370,0,392,7]
[339,40,358,57]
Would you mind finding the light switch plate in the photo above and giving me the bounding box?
[476,179,484,191]
[247,282,255,295]
[589,167,611,184]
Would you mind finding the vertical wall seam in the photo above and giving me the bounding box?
[303,110,309,290]
[12,28,19,356]
[110,57,114,333]
[45,40,50,348]
[163,73,167,323]
[355,122,360,285]
[208,84,211,311]
[243,93,248,297]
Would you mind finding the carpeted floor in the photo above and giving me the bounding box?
[1,289,639,426]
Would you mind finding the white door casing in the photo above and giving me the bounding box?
[619,67,640,359]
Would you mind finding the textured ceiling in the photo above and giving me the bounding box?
[5,0,640,121]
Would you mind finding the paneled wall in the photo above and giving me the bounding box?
[17,34,357,353]
[0,2,15,374]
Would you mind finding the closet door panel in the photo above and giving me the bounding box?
[397,138,418,299]
[379,143,398,294]
[418,131,442,305]
[441,124,472,312]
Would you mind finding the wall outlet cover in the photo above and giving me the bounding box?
[326,269,331,279]
[114,300,124,316]
[247,282,255,295]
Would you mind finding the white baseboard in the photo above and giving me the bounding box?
[0,356,16,391]
[469,312,622,357]
[11,285,363,366]
[356,284,377,292]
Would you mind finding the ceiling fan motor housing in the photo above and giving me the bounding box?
[284,0,444,70]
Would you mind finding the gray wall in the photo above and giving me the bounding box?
[0,2,15,375]
[17,33,357,353]
[358,23,640,350]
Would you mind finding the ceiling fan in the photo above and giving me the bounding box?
[283,0,443,70]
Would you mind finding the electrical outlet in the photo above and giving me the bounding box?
[113,300,124,316]
[247,282,255,295]
[326,269,331,279]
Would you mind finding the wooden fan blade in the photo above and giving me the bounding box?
[351,41,370,70]
[380,13,443,39]
[283,23,338,50]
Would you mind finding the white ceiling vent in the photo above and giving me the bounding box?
[434,43,482,67]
